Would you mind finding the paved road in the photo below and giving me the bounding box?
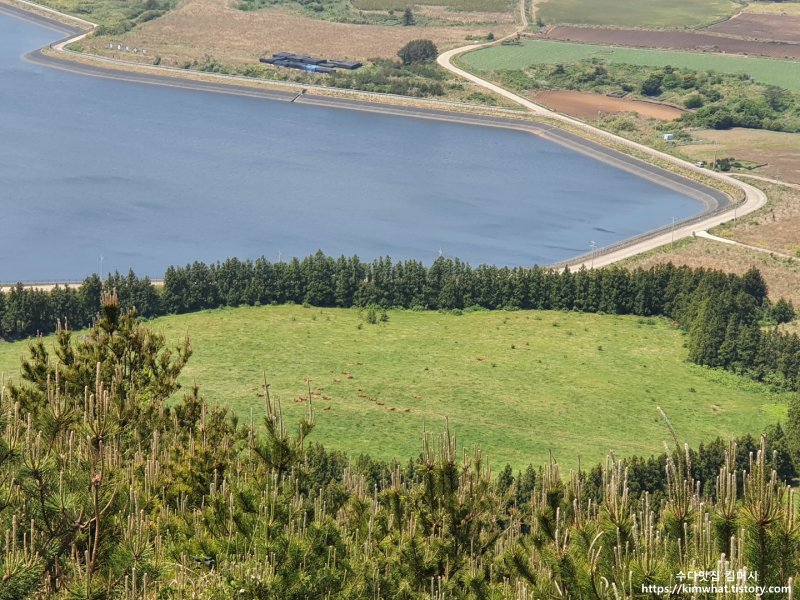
[437,22,768,269]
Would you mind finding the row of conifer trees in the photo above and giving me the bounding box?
[0,253,797,387]
[1,293,798,598]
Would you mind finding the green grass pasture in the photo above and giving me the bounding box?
[0,306,790,470]
[536,0,739,28]
[461,40,800,91]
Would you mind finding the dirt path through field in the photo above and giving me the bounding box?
[696,230,798,261]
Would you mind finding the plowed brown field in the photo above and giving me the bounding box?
[543,25,800,60]
[533,90,683,120]
[708,13,800,44]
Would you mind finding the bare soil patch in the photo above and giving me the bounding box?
[80,0,515,63]
[543,25,800,60]
[679,129,800,186]
[533,90,684,120]
[708,13,800,44]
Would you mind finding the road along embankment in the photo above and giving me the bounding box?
[438,44,768,269]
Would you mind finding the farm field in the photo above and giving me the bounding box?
[78,0,516,63]
[543,25,800,60]
[679,129,800,186]
[712,179,800,257]
[460,40,800,91]
[744,2,800,15]
[0,305,791,470]
[352,0,512,13]
[535,0,739,28]
[708,13,800,44]
[533,90,683,120]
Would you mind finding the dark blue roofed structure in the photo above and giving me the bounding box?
[260,52,362,73]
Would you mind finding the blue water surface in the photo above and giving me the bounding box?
[0,10,702,280]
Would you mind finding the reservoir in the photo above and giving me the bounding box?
[1,9,708,281]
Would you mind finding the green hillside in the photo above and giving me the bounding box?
[0,305,790,469]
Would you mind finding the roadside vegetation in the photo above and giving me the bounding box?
[173,54,457,98]
[28,0,179,32]
[475,60,800,133]
[1,293,799,598]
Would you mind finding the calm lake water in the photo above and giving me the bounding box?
[1,10,703,281]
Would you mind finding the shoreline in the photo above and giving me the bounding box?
[0,0,763,283]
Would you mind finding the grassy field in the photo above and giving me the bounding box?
[460,40,800,91]
[745,1,800,15]
[680,129,800,185]
[535,0,739,28]
[0,306,790,470]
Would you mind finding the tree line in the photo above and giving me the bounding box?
[1,252,797,388]
[1,295,798,598]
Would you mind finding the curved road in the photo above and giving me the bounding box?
[2,0,766,275]
[437,11,768,269]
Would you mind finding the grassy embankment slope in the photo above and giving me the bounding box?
[0,305,790,470]
[535,0,739,28]
[460,40,800,91]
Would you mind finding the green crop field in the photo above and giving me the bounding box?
[0,305,790,470]
[536,0,739,28]
[460,40,800,91]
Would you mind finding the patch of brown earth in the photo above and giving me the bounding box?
[534,90,684,120]
[708,13,800,43]
[544,25,800,60]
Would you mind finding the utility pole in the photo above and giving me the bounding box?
[589,240,596,269]
[100,255,104,281]
[671,217,676,248]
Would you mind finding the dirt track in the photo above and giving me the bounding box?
[543,25,800,60]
